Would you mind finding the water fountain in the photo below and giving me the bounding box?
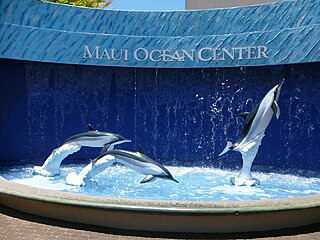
[0,0,319,234]
[32,124,129,176]
[219,80,284,186]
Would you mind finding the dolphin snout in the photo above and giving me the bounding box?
[278,79,285,89]
[171,178,179,183]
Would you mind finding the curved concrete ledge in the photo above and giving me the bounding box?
[1,177,320,233]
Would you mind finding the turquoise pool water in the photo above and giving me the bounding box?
[1,165,320,201]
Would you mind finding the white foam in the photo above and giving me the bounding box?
[12,175,77,191]
[209,184,273,199]
[65,172,85,186]
[65,155,116,186]
[33,143,81,177]
[230,176,260,187]
[3,165,320,201]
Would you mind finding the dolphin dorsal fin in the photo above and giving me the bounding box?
[272,101,280,119]
[239,112,250,120]
[138,146,145,154]
[140,175,156,184]
[88,124,97,131]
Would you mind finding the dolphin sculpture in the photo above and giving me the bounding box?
[94,147,179,184]
[66,147,178,186]
[219,79,284,186]
[62,124,129,152]
[33,124,130,176]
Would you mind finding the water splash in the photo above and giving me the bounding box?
[33,143,81,176]
[66,155,116,186]
[227,134,264,187]
[3,165,320,201]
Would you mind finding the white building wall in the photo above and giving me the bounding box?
[186,0,285,10]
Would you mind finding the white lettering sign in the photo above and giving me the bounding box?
[83,45,269,63]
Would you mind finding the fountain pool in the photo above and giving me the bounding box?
[1,164,320,234]
[1,165,320,201]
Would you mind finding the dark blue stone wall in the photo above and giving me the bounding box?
[0,59,319,171]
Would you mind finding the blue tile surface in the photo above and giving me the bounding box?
[0,0,319,68]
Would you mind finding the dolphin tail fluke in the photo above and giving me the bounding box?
[219,141,233,156]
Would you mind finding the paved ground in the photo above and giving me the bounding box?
[1,204,320,240]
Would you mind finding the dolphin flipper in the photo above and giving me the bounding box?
[239,112,250,120]
[140,175,156,184]
[219,141,233,156]
[272,101,280,119]
[100,143,114,154]
[90,158,97,166]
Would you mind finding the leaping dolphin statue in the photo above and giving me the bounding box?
[93,147,179,184]
[66,147,179,186]
[62,124,129,152]
[219,79,284,186]
[33,124,130,176]
[219,79,284,156]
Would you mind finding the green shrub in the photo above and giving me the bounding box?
[42,0,113,8]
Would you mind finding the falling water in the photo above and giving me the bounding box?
[24,62,320,172]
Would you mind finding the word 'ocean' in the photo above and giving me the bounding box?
[83,45,268,63]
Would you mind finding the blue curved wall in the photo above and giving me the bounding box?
[1,59,319,171]
[0,0,319,171]
[0,0,319,68]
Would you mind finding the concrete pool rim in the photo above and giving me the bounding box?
[1,177,320,233]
